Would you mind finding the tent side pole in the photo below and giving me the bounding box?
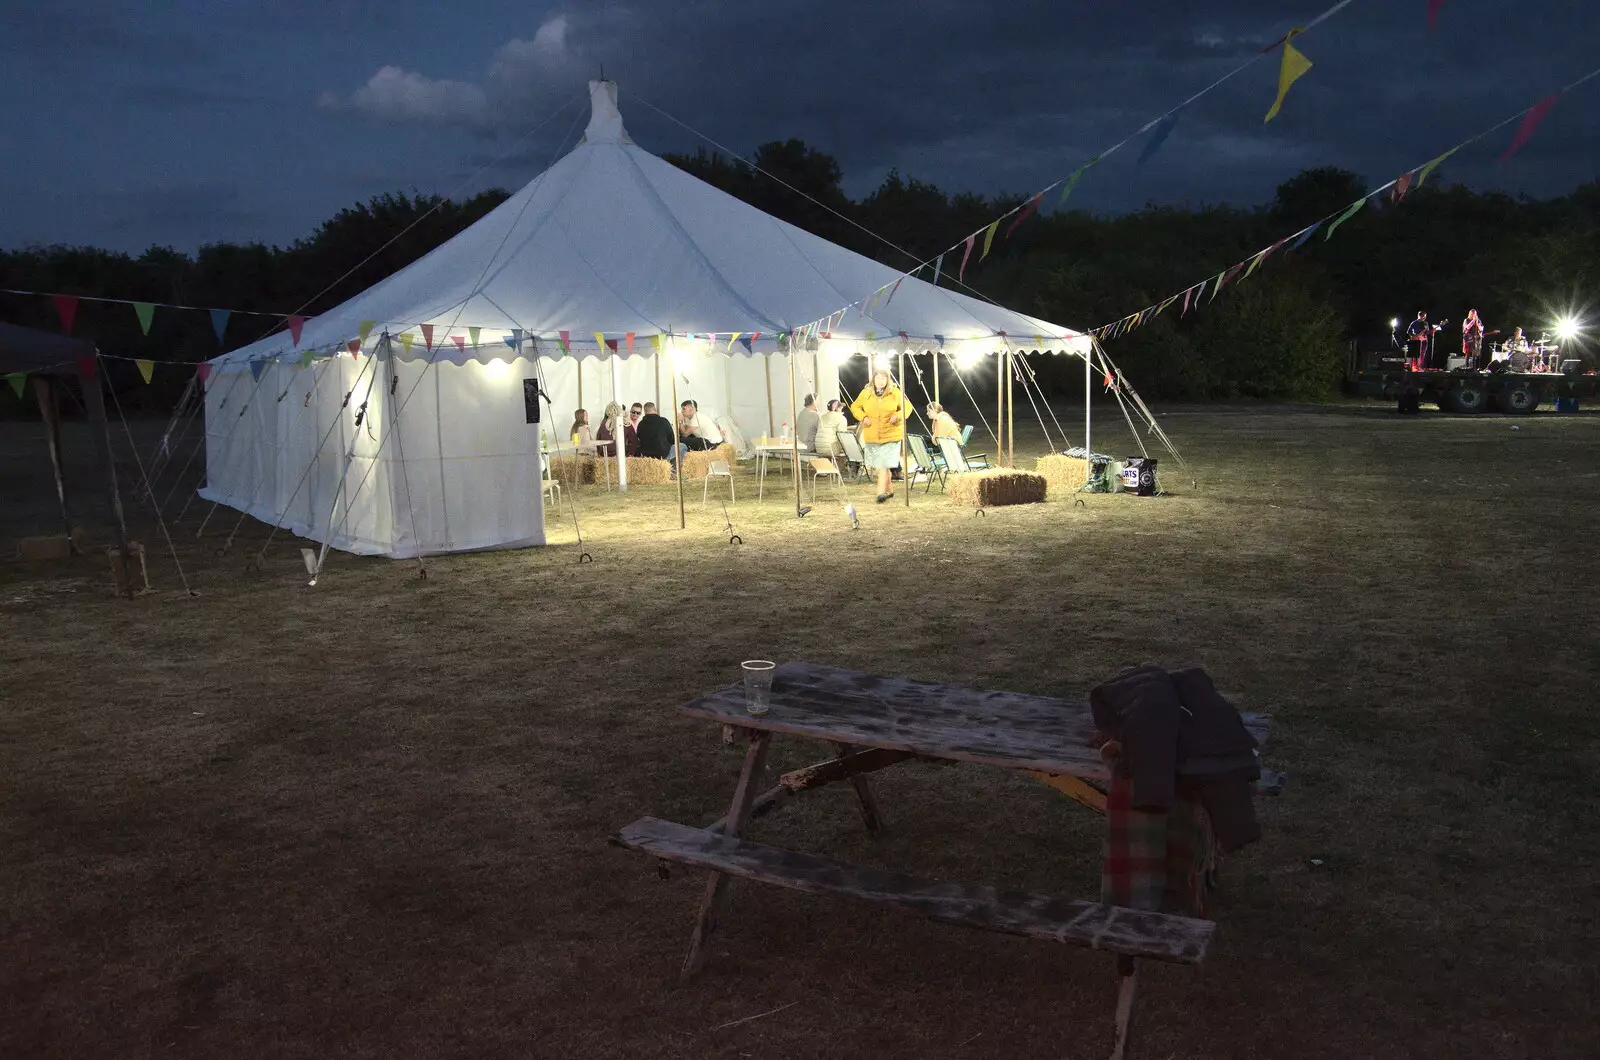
[1085,348,1092,482]
[763,356,775,439]
[577,358,583,413]
[788,351,801,517]
[81,356,133,597]
[1006,348,1015,467]
[933,351,940,405]
[610,353,626,492]
[900,350,909,508]
[669,345,684,529]
[654,350,661,410]
[996,351,1005,467]
[32,376,75,546]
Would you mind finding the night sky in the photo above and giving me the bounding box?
[3,0,1596,253]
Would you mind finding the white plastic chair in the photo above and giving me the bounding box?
[541,476,562,507]
[807,457,843,501]
[702,459,735,506]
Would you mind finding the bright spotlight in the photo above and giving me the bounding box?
[1556,316,1580,342]
[1389,318,1400,330]
[955,348,984,372]
[485,357,515,377]
[872,352,895,371]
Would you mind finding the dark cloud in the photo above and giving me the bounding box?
[1,0,1596,252]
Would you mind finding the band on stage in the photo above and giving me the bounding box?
[1401,309,1562,373]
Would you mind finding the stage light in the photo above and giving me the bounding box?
[955,347,984,372]
[1389,318,1399,330]
[1556,316,1580,341]
[872,352,896,371]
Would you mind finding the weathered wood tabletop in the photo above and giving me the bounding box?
[680,661,1270,781]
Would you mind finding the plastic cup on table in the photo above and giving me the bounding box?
[741,660,776,716]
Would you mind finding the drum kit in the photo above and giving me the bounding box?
[1490,333,1562,372]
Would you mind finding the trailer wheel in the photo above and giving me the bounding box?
[1447,384,1486,413]
[1498,383,1540,414]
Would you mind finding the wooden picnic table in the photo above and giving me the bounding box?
[614,661,1274,1060]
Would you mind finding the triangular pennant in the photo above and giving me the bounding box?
[625,332,635,356]
[738,336,753,354]
[651,333,663,355]
[558,330,571,354]
[421,324,435,351]
[1265,32,1313,123]
[350,339,363,358]
[1325,197,1367,240]
[468,326,481,348]
[1392,171,1415,204]
[209,309,230,344]
[135,359,155,384]
[452,335,466,353]
[593,331,607,352]
[359,321,376,346]
[1211,264,1243,301]
[287,315,306,346]
[52,294,79,335]
[1416,146,1460,187]
[931,253,944,287]
[865,331,876,343]
[300,349,314,367]
[605,338,618,352]
[1156,294,1181,315]
[505,328,523,350]
[1500,93,1561,163]
[727,332,741,351]
[1428,0,1446,30]
[249,358,266,382]
[979,220,1000,261]
[132,302,156,336]
[5,372,26,400]
[884,277,904,305]
[1103,369,1115,389]
[397,333,413,356]
[76,354,97,380]
[958,232,976,280]
[1137,114,1179,165]
[196,363,212,385]
[1182,286,1194,316]
[1004,193,1043,240]
[933,334,945,347]
[1244,238,1286,280]
[1058,157,1099,207]
[1289,223,1321,251]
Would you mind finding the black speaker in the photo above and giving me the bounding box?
[522,378,541,423]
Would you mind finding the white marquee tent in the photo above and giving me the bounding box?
[201,80,1092,557]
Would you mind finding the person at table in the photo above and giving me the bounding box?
[850,367,911,504]
[570,408,596,455]
[926,401,961,442]
[678,399,721,451]
[626,404,644,456]
[636,401,684,469]
[796,394,820,451]
[595,402,635,457]
[814,399,848,459]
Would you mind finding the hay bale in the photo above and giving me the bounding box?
[681,442,735,480]
[625,457,673,485]
[548,454,600,486]
[947,469,1047,508]
[1036,454,1090,499]
[17,534,72,561]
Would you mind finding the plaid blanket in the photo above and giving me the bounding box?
[1102,774,1216,916]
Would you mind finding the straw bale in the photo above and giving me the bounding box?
[547,454,600,486]
[1036,454,1090,499]
[682,443,736,480]
[947,469,1047,508]
[625,457,674,486]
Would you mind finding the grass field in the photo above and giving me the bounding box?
[2,403,1598,1059]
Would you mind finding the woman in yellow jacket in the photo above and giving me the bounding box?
[850,367,912,503]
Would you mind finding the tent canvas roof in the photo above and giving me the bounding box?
[0,321,95,375]
[218,81,1085,366]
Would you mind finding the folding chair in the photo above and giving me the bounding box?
[837,432,870,481]
[702,459,735,506]
[938,436,989,476]
[807,457,843,501]
[906,435,947,492]
[959,424,975,447]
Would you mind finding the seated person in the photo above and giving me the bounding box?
[796,394,821,451]
[636,402,685,467]
[626,404,644,457]
[570,409,596,455]
[595,402,634,456]
[678,399,722,451]
[814,399,848,458]
[926,401,961,441]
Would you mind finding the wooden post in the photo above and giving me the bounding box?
[831,741,884,833]
[682,730,771,978]
[899,350,909,508]
[788,351,802,517]
[610,353,627,492]
[79,355,133,598]
[1007,347,1015,468]
[996,350,1005,467]
[763,355,775,438]
[1086,346,1093,482]
[933,350,940,405]
[1110,955,1140,1060]
[577,358,583,413]
[654,348,661,410]
[669,344,685,529]
[31,377,74,546]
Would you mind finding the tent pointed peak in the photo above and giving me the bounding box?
[581,80,630,145]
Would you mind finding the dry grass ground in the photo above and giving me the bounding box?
[2,404,1597,1059]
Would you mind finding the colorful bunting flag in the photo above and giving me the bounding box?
[359,321,376,346]
[6,373,26,400]
[76,354,97,380]
[1415,146,1460,187]
[53,294,79,335]
[421,324,434,351]
[593,331,606,353]
[1428,0,1446,30]
[1182,286,1194,316]
[738,336,753,354]
[931,253,944,287]
[605,338,618,352]
[558,330,571,355]
[1392,171,1414,203]
[300,350,314,367]
[133,302,156,336]
[1265,31,1313,123]
[505,328,523,349]
[1137,114,1179,165]
[1289,222,1321,251]
[884,277,904,305]
[349,339,362,358]
[1004,193,1043,239]
[287,315,306,346]
[1500,93,1561,162]
[933,335,945,347]
[135,359,155,384]
[1325,197,1366,239]
[208,309,230,344]
[651,333,663,356]
[980,220,1000,261]
[468,326,481,348]
[197,363,211,385]
[1058,157,1099,207]
[452,336,466,353]
[249,359,266,382]
[727,331,741,351]
[625,332,635,356]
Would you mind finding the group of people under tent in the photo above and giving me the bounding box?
[557,367,972,503]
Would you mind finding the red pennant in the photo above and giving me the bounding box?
[452,336,466,352]
[348,340,360,358]
[1392,171,1414,203]
[1428,0,1446,29]
[75,354,97,380]
[1103,370,1115,388]
[196,363,211,386]
[52,294,79,335]
[884,278,904,305]
[1182,287,1194,316]
[287,315,306,346]
[1500,93,1560,163]
[625,332,635,355]
[605,338,618,351]
[958,233,976,281]
[1004,192,1043,239]
[420,324,434,351]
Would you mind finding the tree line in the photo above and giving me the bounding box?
[3,137,1595,414]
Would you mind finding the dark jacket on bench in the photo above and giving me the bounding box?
[1090,663,1261,852]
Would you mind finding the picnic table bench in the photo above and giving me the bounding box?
[613,661,1275,1059]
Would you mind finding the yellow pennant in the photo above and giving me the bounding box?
[359,320,376,346]
[651,333,664,355]
[1265,33,1312,123]
[727,331,741,352]
[400,332,415,356]
[468,326,481,348]
[135,359,155,384]
[593,331,606,353]
[980,220,1000,260]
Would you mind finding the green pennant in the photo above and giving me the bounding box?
[300,349,314,367]
[1057,156,1100,207]
[980,220,1000,260]
[132,302,156,335]
[1415,146,1461,188]
[468,326,481,348]
[1243,249,1269,280]
[5,372,26,400]
[1325,197,1367,241]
